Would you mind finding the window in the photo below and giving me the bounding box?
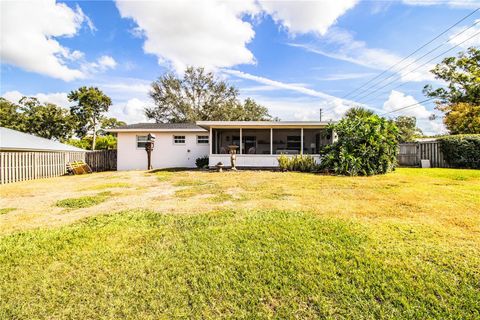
[136,135,148,148]
[173,135,186,144]
[197,135,209,144]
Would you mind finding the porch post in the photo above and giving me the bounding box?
[209,127,213,155]
[239,128,243,155]
[270,128,273,155]
[300,128,304,155]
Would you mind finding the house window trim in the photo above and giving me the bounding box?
[173,135,186,145]
[136,135,148,149]
[196,135,209,144]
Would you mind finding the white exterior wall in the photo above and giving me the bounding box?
[117,132,209,171]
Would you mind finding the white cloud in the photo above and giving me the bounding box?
[223,69,344,101]
[107,98,152,124]
[402,0,480,9]
[2,90,71,107]
[382,90,446,135]
[115,0,258,72]
[290,28,435,82]
[383,90,431,118]
[114,0,359,72]
[449,20,480,48]
[258,0,358,35]
[316,72,376,81]
[0,0,90,81]
[98,55,117,69]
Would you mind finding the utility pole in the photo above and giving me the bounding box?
[319,108,323,122]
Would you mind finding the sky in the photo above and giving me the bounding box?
[1,0,479,136]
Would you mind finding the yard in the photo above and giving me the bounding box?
[0,168,479,319]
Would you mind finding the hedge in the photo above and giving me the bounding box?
[438,135,480,169]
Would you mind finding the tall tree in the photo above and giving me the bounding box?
[423,47,480,134]
[68,86,112,150]
[0,97,75,141]
[146,67,272,122]
[0,98,25,131]
[394,116,423,142]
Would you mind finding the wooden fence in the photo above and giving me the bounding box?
[397,141,448,168]
[0,150,117,185]
[85,150,117,172]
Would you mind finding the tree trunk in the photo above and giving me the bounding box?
[92,118,96,151]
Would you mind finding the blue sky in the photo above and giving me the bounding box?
[1,0,479,135]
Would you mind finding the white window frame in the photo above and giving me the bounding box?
[196,135,209,144]
[136,135,148,149]
[173,135,186,145]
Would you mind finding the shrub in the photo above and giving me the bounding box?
[195,156,209,168]
[438,135,480,169]
[277,155,319,172]
[320,109,398,176]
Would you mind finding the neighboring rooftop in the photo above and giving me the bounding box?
[108,123,206,132]
[0,127,85,152]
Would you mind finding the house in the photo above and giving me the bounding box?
[110,121,334,170]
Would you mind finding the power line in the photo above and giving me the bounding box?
[380,97,436,116]
[352,21,480,102]
[340,8,479,100]
[357,30,480,105]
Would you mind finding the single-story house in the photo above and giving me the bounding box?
[109,121,334,170]
[110,121,335,170]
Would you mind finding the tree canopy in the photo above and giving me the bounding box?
[0,97,75,141]
[69,86,112,150]
[423,47,480,134]
[146,67,273,123]
[394,116,423,142]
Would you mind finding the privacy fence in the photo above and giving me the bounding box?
[397,141,448,168]
[0,150,117,185]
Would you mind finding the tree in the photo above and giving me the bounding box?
[0,97,75,141]
[423,47,480,134]
[66,135,118,150]
[320,107,399,176]
[0,98,25,131]
[394,116,423,142]
[100,117,126,130]
[69,87,112,150]
[146,67,272,122]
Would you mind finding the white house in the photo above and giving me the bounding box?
[109,121,334,170]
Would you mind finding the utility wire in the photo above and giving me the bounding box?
[340,8,479,100]
[357,30,480,105]
[352,21,480,102]
[380,98,436,116]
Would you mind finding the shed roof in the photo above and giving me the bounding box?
[0,127,86,152]
[108,123,206,132]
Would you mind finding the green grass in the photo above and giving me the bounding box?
[0,209,478,319]
[0,208,16,215]
[83,182,131,190]
[0,168,479,318]
[55,192,113,209]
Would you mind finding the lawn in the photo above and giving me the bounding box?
[0,168,479,319]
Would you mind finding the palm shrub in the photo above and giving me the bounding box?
[277,155,319,172]
[320,108,399,176]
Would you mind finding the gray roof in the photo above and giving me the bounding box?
[0,127,86,152]
[114,123,203,130]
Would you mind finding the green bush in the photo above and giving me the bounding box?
[277,154,319,172]
[438,135,480,169]
[320,109,398,176]
[195,156,209,168]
